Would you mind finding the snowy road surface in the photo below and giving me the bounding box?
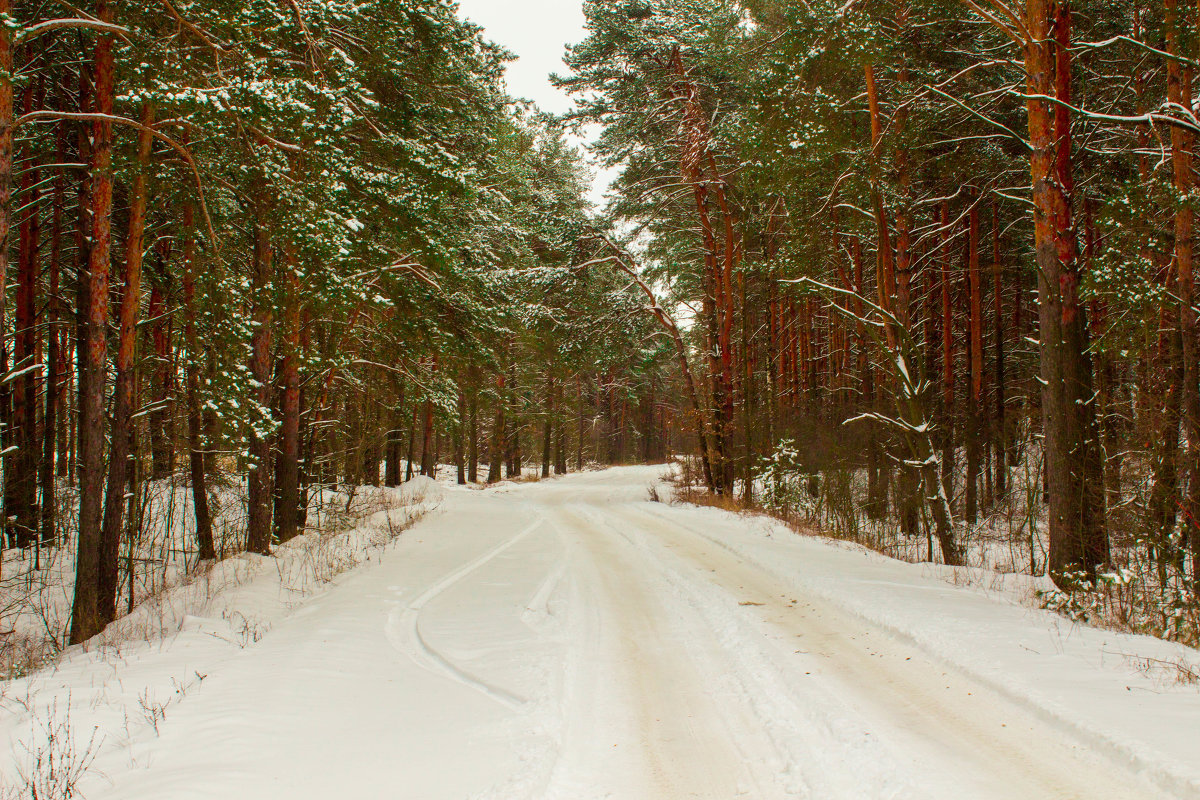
[5,466,1200,799]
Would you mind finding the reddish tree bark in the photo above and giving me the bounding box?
[0,0,11,573]
[1166,0,1200,585]
[99,101,155,624]
[72,0,117,643]
[1024,0,1108,584]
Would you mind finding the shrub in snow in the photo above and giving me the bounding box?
[759,440,818,520]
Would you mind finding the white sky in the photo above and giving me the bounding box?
[455,0,617,206]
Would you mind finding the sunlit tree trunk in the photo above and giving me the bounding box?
[99,101,155,623]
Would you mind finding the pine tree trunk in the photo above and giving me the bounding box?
[245,209,275,557]
[0,0,11,572]
[99,101,155,623]
[940,202,956,501]
[468,388,479,482]
[420,399,434,477]
[992,203,1008,499]
[542,375,553,478]
[1166,0,1200,586]
[275,255,302,543]
[966,201,982,525]
[488,375,504,483]
[71,3,117,643]
[181,199,215,561]
[40,127,65,546]
[1025,0,1108,585]
[576,376,584,472]
[71,73,91,493]
[298,385,311,531]
[385,383,404,487]
[554,385,567,476]
[9,83,40,550]
[455,391,466,485]
[147,269,172,480]
[405,403,418,482]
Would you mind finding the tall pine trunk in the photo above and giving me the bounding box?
[488,374,505,483]
[99,101,155,623]
[147,266,172,480]
[455,391,466,485]
[275,255,302,543]
[181,199,214,561]
[245,208,275,556]
[10,83,40,550]
[40,126,66,545]
[992,203,1008,499]
[1025,0,1108,585]
[966,201,983,524]
[1166,0,1200,586]
[71,2,117,643]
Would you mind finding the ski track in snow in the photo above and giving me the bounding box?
[386,513,547,711]
[3,466,1199,799]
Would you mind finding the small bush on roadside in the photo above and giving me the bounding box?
[2,697,102,800]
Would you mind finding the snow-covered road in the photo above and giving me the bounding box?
[6,466,1199,799]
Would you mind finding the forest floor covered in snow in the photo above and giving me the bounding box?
[2,466,1199,799]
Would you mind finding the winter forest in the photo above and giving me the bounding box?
[2,0,1200,797]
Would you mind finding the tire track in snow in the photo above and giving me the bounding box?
[574,503,915,800]
[612,502,1173,800]
[385,515,546,710]
[541,504,790,799]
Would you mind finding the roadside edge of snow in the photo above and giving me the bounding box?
[649,498,1200,799]
[0,479,444,787]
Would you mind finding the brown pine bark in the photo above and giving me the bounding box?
[147,265,172,480]
[940,202,956,498]
[71,0,117,642]
[1024,0,1108,584]
[542,375,553,478]
[181,199,215,561]
[0,0,10,571]
[9,83,40,549]
[488,374,505,483]
[72,73,92,493]
[966,200,983,524]
[455,391,467,485]
[576,377,584,472]
[891,51,922,538]
[992,203,1008,498]
[385,381,405,487]
[1166,0,1200,585]
[40,126,66,546]
[666,49,734,493]
[468,384,479,482]
[274,253,302,543]
[420,398,434,477]
[245,209,275,556]
[850,238,883,519]
[864,64,897,344]
[405,403,418,482]
[99,101,155,623]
